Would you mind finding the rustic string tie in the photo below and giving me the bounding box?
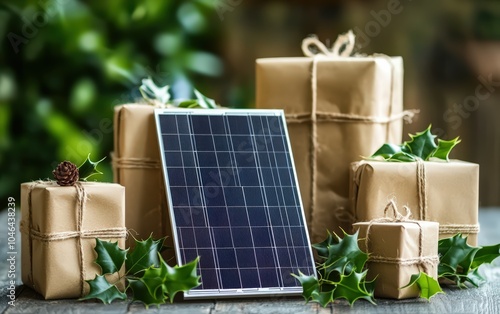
[111,156,161,169]
[365,200,439,274]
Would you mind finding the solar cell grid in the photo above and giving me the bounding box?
[155,109,315,298]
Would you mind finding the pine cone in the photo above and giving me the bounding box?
[53,161,79,186]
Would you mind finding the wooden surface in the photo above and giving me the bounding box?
[1,209,499,314]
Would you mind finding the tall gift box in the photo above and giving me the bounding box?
[353,202,439,299]
[113,104,173,250]
[20,182,126,299]
[350,160,479,245]
[256,32,410,243]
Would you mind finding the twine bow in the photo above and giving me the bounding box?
[364,200,439,273]
[301,30,356,58]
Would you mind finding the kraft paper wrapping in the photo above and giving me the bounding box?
[256,56,405,243]
[353,220,439,299]
[113,104,173,251]
[20,182,126,299]
[350,160,480,245]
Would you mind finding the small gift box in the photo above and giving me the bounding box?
[353,201,439,299]
[20,181,126,299]
[255,30,413,243]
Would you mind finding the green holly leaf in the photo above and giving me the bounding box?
[128,277,166,308]
[79,275,127,304]
[323,231,368,275]
[402,272,444,301]
[471,243,500,269]
[139,77,171,105]
[126,236,165,276]
[331,270,376,306]
[296,231,375,307]
[311,290,335,308]
[437,234,498,288]
[94,239,128,274]
[194,88,217,109]
[291,271,320,302]
[140,255,169,299]
[370,143,402,159]
[164,256,202,301]
[78,153,105,181]
[312,231,339,259]
[387,151,417,162]
[438,234,479,276]
[178,100,202,108]
[402,125,437,160]
[430,137,461,161]
[369,125,461,162]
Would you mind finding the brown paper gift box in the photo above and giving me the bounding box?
[113,104,173,250]
[256,56,407,243]
[20,181,126,299]
[353,220,439,299]
[350,160,480,245]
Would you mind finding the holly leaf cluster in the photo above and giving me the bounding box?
[293,231,376,307]
[139,77,217,109]
[80,237,201,307]
[371,125,461,162]
[438,233,500,288]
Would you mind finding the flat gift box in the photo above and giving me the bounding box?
[20,181,126,299]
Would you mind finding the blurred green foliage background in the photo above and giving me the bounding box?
[0,0,225,200]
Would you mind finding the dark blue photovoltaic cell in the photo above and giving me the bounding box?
[156,111,315,296]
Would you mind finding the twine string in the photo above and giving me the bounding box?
[112,156,161,169]
[75,182,87,297]
[309,56,319,225]
[416,159,428,220]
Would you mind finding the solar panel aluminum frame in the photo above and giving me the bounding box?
[154,108,316,299]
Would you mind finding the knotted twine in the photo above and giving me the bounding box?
[296,30,417,225]
[25,181,127,297]
[364,200,439,273]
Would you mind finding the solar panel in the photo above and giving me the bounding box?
[154,109,316,298]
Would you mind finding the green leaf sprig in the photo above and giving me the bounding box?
[437,233,500,288]
[405,233,500,301]
[293,231,376,307]
[80,236,201,307]
[139,77,217,109]
[371,125,461,162]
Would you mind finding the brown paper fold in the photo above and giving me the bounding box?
[353,221,439,299]
[350,160,479,245]
[113,104,173,252]
[256,56,405,243]
[20,182,126,299]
